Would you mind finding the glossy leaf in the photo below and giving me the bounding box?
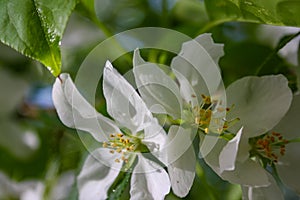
[205,0,300,27]
[0,0,77,76]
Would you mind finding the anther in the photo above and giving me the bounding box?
[129,145,135,151]
[116,148,122,153]
[204,128,209,134]
[102,142,108,148]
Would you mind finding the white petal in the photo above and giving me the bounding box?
[52,73,120,142]
[200,135,227,173]
[221,159,269,187]
[171,34,223,102]
[50,171,75,200]
[133,49,183,119]
[103,61,153,134]
[20,182,44,200]
[226,75,292,138]
[130,155,170,200]
[77,149,122,200]
[167,126,196,197]
[202,134,269,187]
[142,119,168,163]
[277,142,300,195]
[273,94,300,139]
[242,173,284,200]
[219,127,246,172]
[194,34,224,65]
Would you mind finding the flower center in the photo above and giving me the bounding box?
[103,133,140,163]
[251,132,289,163]
[191,94,239,134]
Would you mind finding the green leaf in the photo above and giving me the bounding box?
[108,170,132,200]
[0,0,77,76]
[204,0,300,28]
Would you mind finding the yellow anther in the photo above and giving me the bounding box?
[195,117,200,124]
[120,138,125,143]
[111,143,117,147]
[204,128,209,134]
[117,133,123,138]
[129,145,135,151]
[109,150,115,154]
[201,94,211,104]
[200,109,205,115]
[115,159,120,163]
[116,148,122,153]
[125,139,130,144]
[102,142,108,148]
[110,134,115,138]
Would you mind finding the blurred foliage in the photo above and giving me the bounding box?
[0,0,300,199]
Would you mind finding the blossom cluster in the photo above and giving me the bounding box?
[52,34,300,200]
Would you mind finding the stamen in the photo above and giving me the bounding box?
[117,133,123,137]
[204,128,209,134]
[254,132,287,164]
[116,148,122,153]
[104,132,141,164]
[102,142,108,148]
[191,94,239,134]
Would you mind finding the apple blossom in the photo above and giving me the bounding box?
[52,61,170,200]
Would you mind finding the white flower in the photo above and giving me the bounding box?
[52,61,170,200]
[207,75,294,199]
[0,170,74,200]
[270,94,300,196]
[132,34,225,197]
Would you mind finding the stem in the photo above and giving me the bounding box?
[195,161,218,200]
[288,137,300,143]
[197,18,237,34]
[87,10,132,65]
[43,157,60,200]
[255,31,300,75]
